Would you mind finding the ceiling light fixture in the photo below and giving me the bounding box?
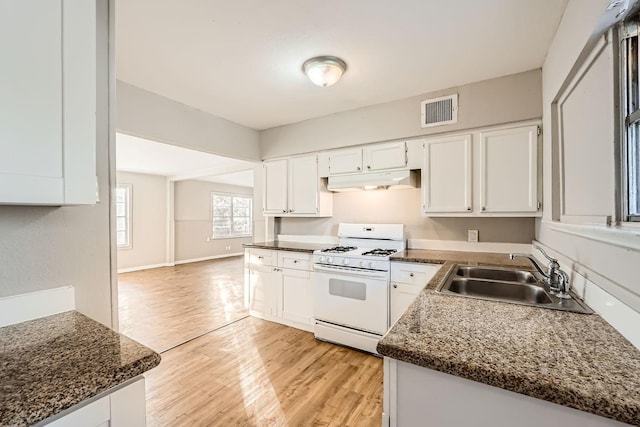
[302,56,347,87]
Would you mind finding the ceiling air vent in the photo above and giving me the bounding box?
[420,94,458,128]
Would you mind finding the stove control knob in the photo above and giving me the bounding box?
[360,260,367,268]
[327,257,334,264]
[370,261,378,269]
[319,256,326,263]
[343,259,350,265]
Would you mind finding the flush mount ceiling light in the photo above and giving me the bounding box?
[302,56,347,87]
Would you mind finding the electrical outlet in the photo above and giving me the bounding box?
[206,237,211,242]
[468,230,479,242]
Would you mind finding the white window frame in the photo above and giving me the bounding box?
[115,184,132,249]
[621,17,640,222]
[211,192,253,239]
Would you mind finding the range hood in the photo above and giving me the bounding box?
[327,170,418,192]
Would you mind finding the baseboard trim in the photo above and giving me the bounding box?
[117,263,174,274]
[175,253,244,265]
[0,286,75,327]
[408,239,532,253]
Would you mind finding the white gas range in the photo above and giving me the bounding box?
[312,223,405,354]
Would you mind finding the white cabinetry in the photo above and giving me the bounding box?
[44,377,146,427]
[384,359,623,427]
[247,249,280,318]
[263,155,332,217]
[390,262,440,325]
[479,126,538,213]
[246,249,314,332]
[328,142,407,175]
[422,135,473,213]
[0,0,96,206]
[421,124,540,217]
[279,251,314,329]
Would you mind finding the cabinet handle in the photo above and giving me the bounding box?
[482,207,486,211]
[258,256,264,260]
[357,166,361,171]
[467,207,472,211]
[409,273,414,277]
[393,284,398,288]
[290,209,294,213]
[282,209,287,213]
[293,260,299,263]
[367,165,371,170]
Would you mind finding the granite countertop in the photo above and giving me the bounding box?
[391,248,535,268]
[0,311,161,426]
[378,253,640,426]
[243,241,331,253]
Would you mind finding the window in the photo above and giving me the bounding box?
[115,185,131,247]
[211,193,253,238]
[621,18,640,221]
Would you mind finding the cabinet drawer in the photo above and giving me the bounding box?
[391,262,441,285]
[248,249,276,266]
[278,251,312,270]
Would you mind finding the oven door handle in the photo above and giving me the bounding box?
[313,263,387,278]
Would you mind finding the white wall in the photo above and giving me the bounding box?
[538,0,640,313]
[116,80,261,162]
[278,189,535,243]
[260,69,542,159]
[0,1,113,326]
[174,180,253,262]
[116,172,168,271]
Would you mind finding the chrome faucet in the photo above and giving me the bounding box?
[509,245,571,299]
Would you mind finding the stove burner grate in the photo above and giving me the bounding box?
[361,248,398,257]
[321,246,358,253]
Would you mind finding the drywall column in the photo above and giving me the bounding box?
[166,178,175,266]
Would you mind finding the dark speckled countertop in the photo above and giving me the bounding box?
[0,311,161,426]
[379,251,640,426]
[243,241,331,253]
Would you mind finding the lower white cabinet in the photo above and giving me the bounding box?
[42,377,146,427]
[246,249,314,332]
[390,262,440,325]
[383,358,625,427]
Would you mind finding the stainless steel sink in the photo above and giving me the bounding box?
[436,265,593,314]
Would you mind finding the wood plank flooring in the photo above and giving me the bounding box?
[118,256,383,426]
[118,256,248,352]
[145,317,383,427]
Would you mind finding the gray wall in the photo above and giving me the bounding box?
[0,1,113,326]
[538,0,640,312]
[174,180,253,262]
[116,171,168,270]
[265,70,542,243]
[277,189,534,243]
[260,69,542,159]
[116,80,261,162]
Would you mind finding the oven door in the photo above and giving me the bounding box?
[313,270,389,335]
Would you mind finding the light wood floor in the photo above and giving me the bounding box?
[119,257,383,426]
[118,256,248,352]
[145,317,383,427]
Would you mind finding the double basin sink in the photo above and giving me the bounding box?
[436,265,593,314]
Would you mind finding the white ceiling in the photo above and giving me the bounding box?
[116,133,256,187]
[116,0,568,130]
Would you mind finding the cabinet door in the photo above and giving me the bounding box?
[363,142,407,172]
[422,135,473,213]
[281,268,313,326]
[479,126,538,213]
[0,0,96,206]
[390,283,421,325]
[0,0,64,204]
[263,159,288,214]
[249,265,281,317]
[288,155,318,214]
[328,148,363,175]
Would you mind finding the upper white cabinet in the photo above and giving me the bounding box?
[422,135,473,213]
[0,0,97,205]
[422,124,540,217]
[479,126,538,213]
[328,142,407,176]
[263,154,332,216]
